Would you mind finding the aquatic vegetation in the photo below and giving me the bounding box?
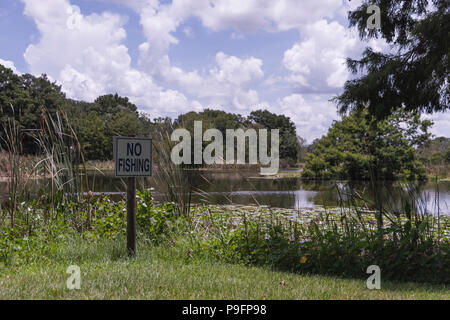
[187,204,449,284]
[0,187,448,284]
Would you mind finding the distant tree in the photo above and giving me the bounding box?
[108,110,143,136]
[334,1,449,119]
[76,111,108,160]
[64,94,146,160]
[175,109,247,135]
[416,136,450,165]
[249,110,300,163]
[297,135,307,162]
[430,151,446,165]
[0,65,29,119]
[0,64,66,154]
[302,109,432,180]
[173,109,249,166]
[101,110,144,159]
[93,94,138,116]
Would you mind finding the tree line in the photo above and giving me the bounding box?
[1,62,448,180]
[0,64,301,164]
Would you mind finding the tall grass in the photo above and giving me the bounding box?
[152,126,193,218]
[1,105,23,228]
[32,106,90,227]
[0,105,89,232]
[32,107,87,196]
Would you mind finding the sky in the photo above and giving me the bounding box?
[0,0,448,143]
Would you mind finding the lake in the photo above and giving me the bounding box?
[2,169,449,215]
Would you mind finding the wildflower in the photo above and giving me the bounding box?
[300,256,307,264]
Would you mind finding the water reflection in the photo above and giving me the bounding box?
[1,170,449,214]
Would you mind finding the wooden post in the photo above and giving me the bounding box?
[114,137,152,257]
[127,177,137,256]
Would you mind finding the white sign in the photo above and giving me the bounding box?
[114,137,152,177]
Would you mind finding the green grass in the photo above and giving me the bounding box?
[0,237,448,300]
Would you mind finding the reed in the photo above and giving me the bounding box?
[152,126,193,218]
[0,105,22,228]
[31,106,89,224]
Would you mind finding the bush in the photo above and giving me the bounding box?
[190,206,449,285]
[136,189,184,244]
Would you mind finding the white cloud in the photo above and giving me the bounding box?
[133,0,347,113]
[135,0,342,46]
[283,18,390,93]
[213,52,263,87]
[136,0,343,74]
[230,32,244,40]
[283,19,360,92]
[16,0,439,143]
[193,0,342,32]
[182,26,194,38]
[423,113,450,139]
[156,52,264,111]
[0,58,21,74]
[233,89,260,111]
[274,93,339,143]
[20,0,195,117]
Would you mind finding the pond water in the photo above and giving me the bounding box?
[1,169,449,215]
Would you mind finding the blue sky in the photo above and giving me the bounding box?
[1,0,448,142]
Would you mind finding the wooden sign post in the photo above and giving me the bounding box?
[126,176,136,255]
[113,137,152,256]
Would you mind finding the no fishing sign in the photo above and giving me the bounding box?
[113,136,152,256]
[113,137,152,177]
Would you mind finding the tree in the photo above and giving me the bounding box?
[76,111,109,160]
[417,136,450,165]
[175,109,247,135]
[67,94,146,160]
[334,0,449,119]
[302,109,432,180]
[173,109,249,167]
[93,94,138,116]
[249,110,300,163]
[297,135,307,162]
[0,65,156,160]
[0,65,66,154]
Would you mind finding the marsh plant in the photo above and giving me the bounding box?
[152,126,193,218]
[0,105,92,231]
[1,105,24,228]
[0,105,448,286]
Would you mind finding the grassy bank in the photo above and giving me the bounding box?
[1,188,449,300]
[1,237,448,300]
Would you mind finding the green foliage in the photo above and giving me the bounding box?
[417,137,450,166]
[249,109,300,163]
[175,109,248,134]
[136,189,184,244]
[66,94,146,161]
[335,0,449,118]
[75,111,109,160]
[1,193,448,285]
[0,65,66,154]
[0,188,183,266]
[302,109,431,180]
[189,206,449,285]
[1,64,301,165]
[0,64,153,161]
[172,108,301,166]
